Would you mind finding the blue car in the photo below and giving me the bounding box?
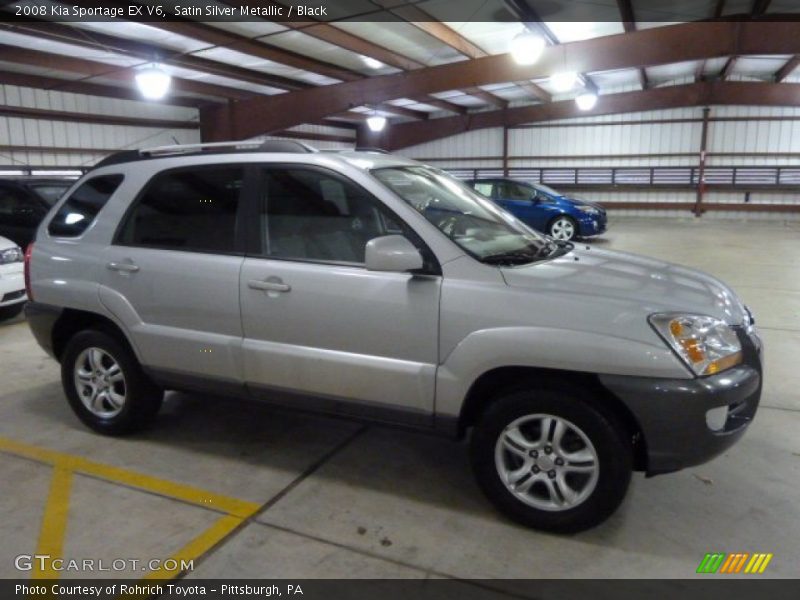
[465,178,607,241]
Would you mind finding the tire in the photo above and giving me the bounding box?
[548,215,578,241]
[0,302,24,321]
[470,385,632,533]
[61,330,163,435]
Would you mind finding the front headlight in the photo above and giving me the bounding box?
[0,246,23,265]
[649,313,742,376]
[577,205,599,215]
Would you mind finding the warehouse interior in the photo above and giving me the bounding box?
[0,0,799,589]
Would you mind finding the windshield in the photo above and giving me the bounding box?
[532,183,562,197]
[372,166,553,264]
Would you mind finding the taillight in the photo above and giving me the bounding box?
[24,243,34,302]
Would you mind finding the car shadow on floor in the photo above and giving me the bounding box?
[5,382,649,550]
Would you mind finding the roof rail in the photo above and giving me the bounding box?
[140,139,318,156]
[353,147,390,154]
[90,139,318,170]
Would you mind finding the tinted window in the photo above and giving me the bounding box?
[29,183,72,206]
[473,182,494,197]
[260,168,398,264]
[496,181,533,201]
[0,187,28,220]
[117,167,243,254]
[48,175,123,237]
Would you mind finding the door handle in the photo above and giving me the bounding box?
[248,279,291,293]
[107,261,140,273]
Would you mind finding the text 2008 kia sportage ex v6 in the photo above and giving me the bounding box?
[24,141,762,532]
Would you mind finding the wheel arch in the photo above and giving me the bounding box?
[458,365,648,471]
[52,308,139,363]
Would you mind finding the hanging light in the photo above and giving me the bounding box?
[366,115,387,132]
[510,30,545,66]
[135,65,171,100]
[575,92,598,110]
[550,71,578,92]
[361,56,384,70]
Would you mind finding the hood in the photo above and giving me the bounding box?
[501,246,747,326]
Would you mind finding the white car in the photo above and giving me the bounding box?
[0,235,26,320]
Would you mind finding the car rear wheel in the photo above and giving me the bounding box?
[470,385,632,533]
[62,330,163,435]
[548,216,577,241]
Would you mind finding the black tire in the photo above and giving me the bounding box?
[0,302,24,321]
[61,330,163,435]
[470,385,632,533]
[547,215,578,241]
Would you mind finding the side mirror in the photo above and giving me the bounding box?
[365,235,424,273]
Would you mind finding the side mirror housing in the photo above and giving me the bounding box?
[365,235,424,273]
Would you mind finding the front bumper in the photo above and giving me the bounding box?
[599,327,762,475]
[0,266,26,307]
[577,212,607,236]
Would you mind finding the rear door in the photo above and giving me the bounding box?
[100,165,248,385]
[239,165,441,425]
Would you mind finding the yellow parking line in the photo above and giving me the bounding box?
[0,436,260,518]
[31,467,73,581]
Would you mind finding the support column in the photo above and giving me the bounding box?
[502,125,509,176]
[694,106,711,217]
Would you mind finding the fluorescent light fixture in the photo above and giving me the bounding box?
[31,170,82,177]
[361,56,384,70]
[366,115,387,132]
[575,92,598,110]
[135,65,171,100]
[550,71,578,92]
[510,31,545,66]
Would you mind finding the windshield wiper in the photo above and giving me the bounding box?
[482,250,540,266]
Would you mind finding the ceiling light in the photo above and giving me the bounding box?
[366,115,387,132]
[550,71,578,92]
[510,31,545,66]
[361,56,384,70]
[575,92,598,110]
[135,65,171,100]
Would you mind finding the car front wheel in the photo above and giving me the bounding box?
[548,215,577,241]
[470,386,632,533]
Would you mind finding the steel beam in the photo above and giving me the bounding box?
[377,82,800,150]
[200,21,800,141]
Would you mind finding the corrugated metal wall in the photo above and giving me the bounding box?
[0,84,200,168]
[399,106,800,220]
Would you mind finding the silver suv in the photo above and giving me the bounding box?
[25,141,763,532]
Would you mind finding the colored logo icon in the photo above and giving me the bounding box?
[697,553,773,574]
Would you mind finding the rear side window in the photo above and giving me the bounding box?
[473,182,494,197]
[48,175,123,237]
[116,166,244,254]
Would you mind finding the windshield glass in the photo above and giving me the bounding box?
[532,183,562,197]
[372,166,551,264]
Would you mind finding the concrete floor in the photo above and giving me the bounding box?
[1,217,799,585]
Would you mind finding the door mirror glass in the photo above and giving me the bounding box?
[365,235,423,273]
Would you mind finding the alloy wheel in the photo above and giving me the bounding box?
[494,413,599,511]
[73,347,127,418]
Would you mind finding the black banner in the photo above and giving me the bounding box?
[4,579,800,600]
[1,0,798,23]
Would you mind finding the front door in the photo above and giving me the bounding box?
[240,166,441,424]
